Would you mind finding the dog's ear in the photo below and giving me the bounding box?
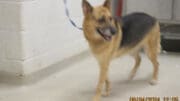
[103,0,111,10]
[82,0,93,16]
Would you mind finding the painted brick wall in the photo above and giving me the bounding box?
[0,1,23,74]
[0,0,104,75]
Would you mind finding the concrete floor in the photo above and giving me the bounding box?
[0,52,179,101]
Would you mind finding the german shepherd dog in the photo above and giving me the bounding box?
[82,0,161,101]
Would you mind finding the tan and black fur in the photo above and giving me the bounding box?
[82,0,161,101]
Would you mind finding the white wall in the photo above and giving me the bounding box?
[174,0,180,21]
[125,0,172,20]
[0,0,104,75]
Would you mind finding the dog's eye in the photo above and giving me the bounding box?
[109,17,113,21]
[98,17,105,23]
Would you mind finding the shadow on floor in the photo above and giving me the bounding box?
[74,76,152,101]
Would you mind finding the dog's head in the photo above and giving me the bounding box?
[82,0,117,41]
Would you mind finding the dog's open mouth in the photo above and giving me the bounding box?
[97,28,112,41]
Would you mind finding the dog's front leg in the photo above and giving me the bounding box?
[93,60,110,101]
[104,77,111,97]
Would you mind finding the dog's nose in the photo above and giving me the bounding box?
[110,27,117,35]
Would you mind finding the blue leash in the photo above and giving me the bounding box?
[63,0,83,31]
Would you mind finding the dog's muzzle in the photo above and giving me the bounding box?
[97,27,117,41]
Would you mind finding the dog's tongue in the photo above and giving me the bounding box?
[104,35,111,41]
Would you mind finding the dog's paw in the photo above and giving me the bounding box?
[149,79,158,85]
[102,91,110,97]
[93,96,100,101]
[128,73,135,81]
